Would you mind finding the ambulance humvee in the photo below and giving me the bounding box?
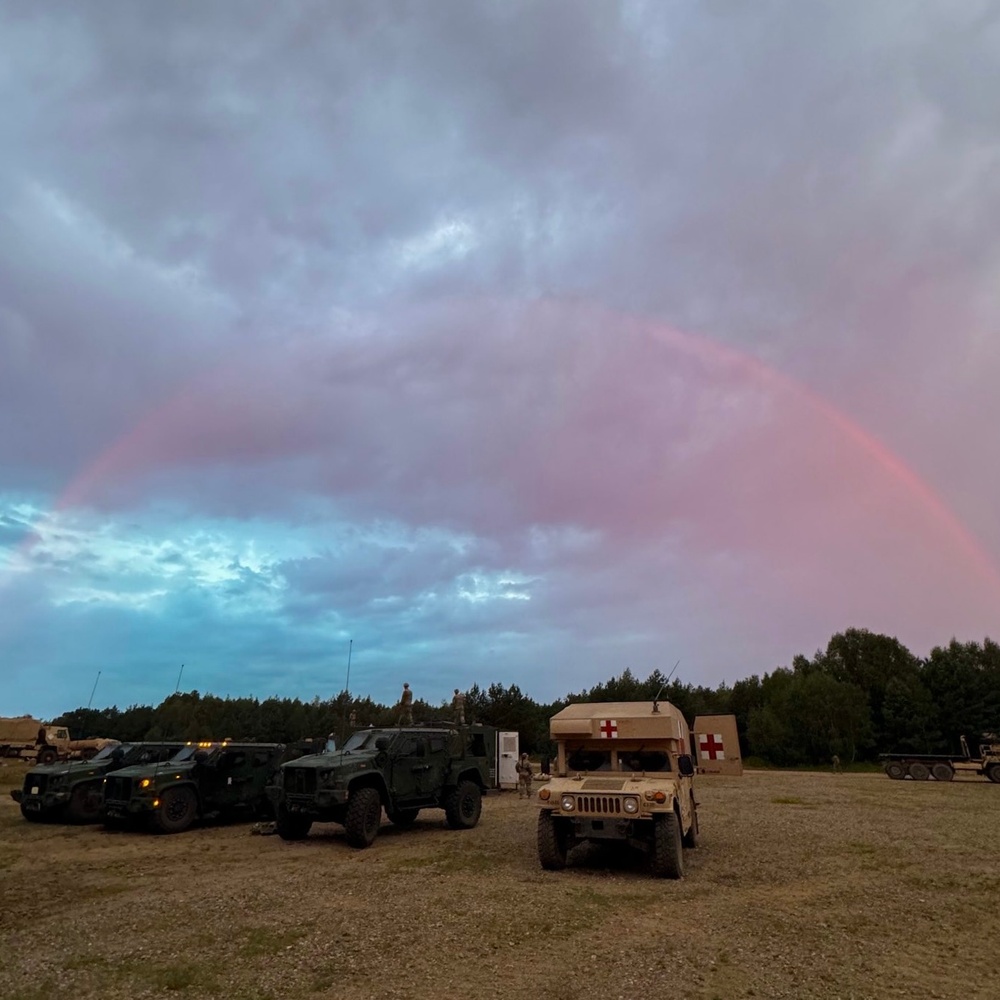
[537,700,698,878]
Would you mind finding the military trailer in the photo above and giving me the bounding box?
[11,741,184,823]
[880,736,1000,783]
[537,701,699,878]
[102,741,286,833]
[268,723,497,848]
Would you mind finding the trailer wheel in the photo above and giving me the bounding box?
[986,764,1000,784]
[884,762,906,780]
[908,762,930,781]
[37,748,58,766]
[931,763,954,782]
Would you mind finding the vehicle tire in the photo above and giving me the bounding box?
[344,787,382,848]
[386,807,420,828]
[651,810,684,879]
[537,810,569,870]
[931,763,954,782]
[20,803,43,823]
[884,761,906,780]
[682,795,699,849]
[276,804,313,841]
[66,784,103,824]
[908,762,930,781]
[37,748,57,766]
[986,763,1000,784]
[444,780,482,830]
[150,786,198,834]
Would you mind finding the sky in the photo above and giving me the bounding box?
[2,1,1000,719]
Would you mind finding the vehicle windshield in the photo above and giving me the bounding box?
[341,729,391,752]
[170,745,216,763]
[567,748,613,772]
[564,747,673,773]
[324,738,337,753]
[91,743,130,762]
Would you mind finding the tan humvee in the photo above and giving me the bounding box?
[537,700,698,878]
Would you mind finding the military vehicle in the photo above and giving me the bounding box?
[268,723,497,848]
[11,741,184,823]
[880,735,1000,783]
[537,700,698,878]
[102,741,287,833]
[0,715,115,764]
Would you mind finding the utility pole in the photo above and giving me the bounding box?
[175,663,184,694]
[340,640,353,744]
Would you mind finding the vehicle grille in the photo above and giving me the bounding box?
[104,776,132,801]
[574,795,623,815]
[24,774,46,795]
[284,768,317,795]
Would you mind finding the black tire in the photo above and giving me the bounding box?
[537,810,568,870]
[682,795,699,849]
[386,807,420,828]
[931,763,954,782]
[344,787,382,848]
[884,761,906,780]
[20,803,43,823]
[986,763,1000,784]
[66,784,104,824]
[276,804,313,841]
[444,780,482,830]
[908,762,930,781]
[651,811,684,879]
[37,748,57,766]
[150,786,198,834]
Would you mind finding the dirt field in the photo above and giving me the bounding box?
[1,764,997,1000]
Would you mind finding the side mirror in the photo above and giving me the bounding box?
[193,750,209,764]
[375,737,391,752]
[677,754,695,777]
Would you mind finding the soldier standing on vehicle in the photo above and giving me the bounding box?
[452,688,466,725]
[399,683,414,726]
[516,752,533,798]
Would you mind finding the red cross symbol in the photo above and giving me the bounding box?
[699,733,725,760]
[599,719,618,739]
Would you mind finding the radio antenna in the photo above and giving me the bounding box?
[652,660,680,714]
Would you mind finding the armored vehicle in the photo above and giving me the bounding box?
[537,701,698,878]
[11,741,184,823]
[268,724,496,848]
[880,735,1000,783]
[102,741,286,833]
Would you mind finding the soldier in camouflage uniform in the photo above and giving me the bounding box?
[398,682,414,726]
[516,752,533,798]
[452,688,466,725]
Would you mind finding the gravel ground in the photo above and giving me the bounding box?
[0,765,997,1000]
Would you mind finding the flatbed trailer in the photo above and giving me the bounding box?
[881,736,1000,783]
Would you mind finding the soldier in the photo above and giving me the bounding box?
[349,709,357,728]
[399,682,413,726]
[452,688,466,725]
[831,753,841,773]
[516,752,533,798]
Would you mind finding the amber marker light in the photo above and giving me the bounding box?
[538,787,550,800]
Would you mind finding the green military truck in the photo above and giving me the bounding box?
[101,741,287,833]
[11,741,184,823]
[268,724,497,848]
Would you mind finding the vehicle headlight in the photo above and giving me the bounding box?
[139,778,152,789]
[623,796,639,814]
[560,794,575,812]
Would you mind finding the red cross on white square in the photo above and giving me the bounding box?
[698,733,726,760]
[599,719,618,739]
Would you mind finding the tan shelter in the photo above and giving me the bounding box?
[692,715,743,776]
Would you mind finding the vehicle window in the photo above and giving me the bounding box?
[429,736,446,754]
[567,749,612,772]
[618,751,671,772]
[93,743,131,762]
[253,750,272,767]
[342,730,389,752]
[395,736,421,756]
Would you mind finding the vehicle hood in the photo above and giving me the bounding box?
[282,749,378,771]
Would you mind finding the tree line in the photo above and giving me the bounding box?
[52,628,1000,765]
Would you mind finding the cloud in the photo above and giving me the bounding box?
[2,2,999,716]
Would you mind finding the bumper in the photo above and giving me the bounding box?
[13,790,70,811]
[104,797,155,818]
[268,787,348,811]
